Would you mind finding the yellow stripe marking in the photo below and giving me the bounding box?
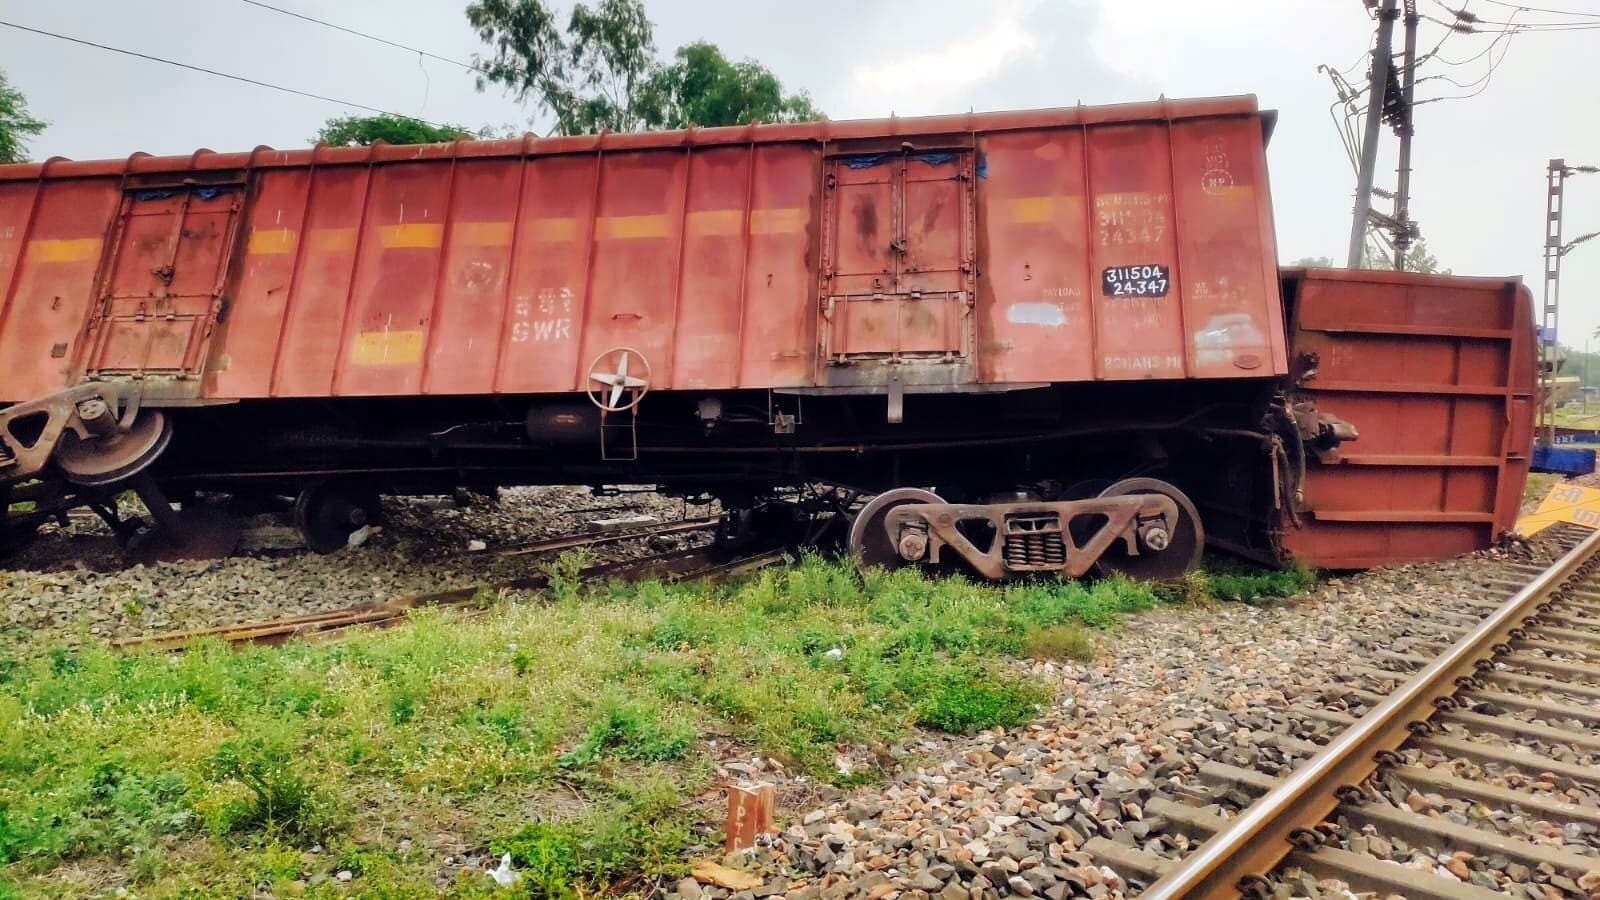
[529,217,578,242]
[379,223,444,249]
[1004,196,1084,225]
[352,329,424,365]
[25,238,101,264]
[595,214,669,240]
[453,221,514,247]
[247,228,297,255]
[1204,185,1254,204]
[686,209,744,237]
[750,207,807,235]
[684,207,809,237]
[308,228,357,254]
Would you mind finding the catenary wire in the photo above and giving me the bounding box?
[0,19,457,128]
[236,0,489,75]
[1476,0,1600,15]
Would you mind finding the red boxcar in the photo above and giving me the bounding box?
[0,95,1534,577]
[0,96,1284,404]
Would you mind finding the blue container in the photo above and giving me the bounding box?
[1532,443,1597,475]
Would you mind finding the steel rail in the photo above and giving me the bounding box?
[1139,527,1600,900]
[495,515,719,557]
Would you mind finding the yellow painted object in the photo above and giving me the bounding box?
[1518,483,1600,535]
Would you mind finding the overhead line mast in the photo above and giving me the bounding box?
[1346,0,1400,268]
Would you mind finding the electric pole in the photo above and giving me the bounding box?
[1391,0,1419,269]
[1540,160,1600,443]
[1347,0,1400,268]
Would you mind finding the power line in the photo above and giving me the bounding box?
[0,18,456,129]
[1475,0,1600,17]
[235,0,488,75]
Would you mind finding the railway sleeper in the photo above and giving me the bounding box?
[1415,734,1600,790]
[1338,682,1600,730]
[1192,759,1594,898]
[1151,784,1600,890]
[1516,636,1600,660]
[1288,845,1506,900]
[1500,651,1600,683]
[1483,668,1600,704]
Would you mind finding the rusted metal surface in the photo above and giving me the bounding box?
[881,495,1176,579]
[1137,526,1600,900]
[0,96,1285,405]
[1281,268,1536,568]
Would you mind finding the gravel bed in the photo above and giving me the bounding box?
[671,533,1594,900]
[1,486,711,651]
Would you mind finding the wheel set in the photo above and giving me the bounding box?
[846,478,1205,581]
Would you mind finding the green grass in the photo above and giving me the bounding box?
[0,552,1314,897]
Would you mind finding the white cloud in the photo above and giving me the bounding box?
[847,12,1040,111]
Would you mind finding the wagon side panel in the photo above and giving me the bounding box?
[739,143,817,388]
[496,154,599,394]
[1283,271,1532,567]
[576,151,689,389]
[1084,124,1187,380]
[975,129,1094,384]
[423,158,523,395]
[1169,116,1284,378]
[212,167,310,397]
[333,161,453,396]
[271,165,371,397]
[0,178,119,401]
[671,145,753,389]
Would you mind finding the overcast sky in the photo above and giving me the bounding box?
[4,0,1598,344]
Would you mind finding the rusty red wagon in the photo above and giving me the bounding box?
[0,95,1534,574]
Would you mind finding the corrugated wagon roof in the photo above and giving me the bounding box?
[0,95,1268,181]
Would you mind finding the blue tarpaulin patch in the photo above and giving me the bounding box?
[843,151,959,169]
[133,187,230,202]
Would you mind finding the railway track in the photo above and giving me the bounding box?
[1081,523,1600,899]
[112,541,787,652]
[492,514,720,558]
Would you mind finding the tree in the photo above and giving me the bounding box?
[1289,256,1335,268]
[313,114,474,147]
[639,41,820,130]
[0,69,46,164]
[466,0,820,135]
[1362,238,1450,274]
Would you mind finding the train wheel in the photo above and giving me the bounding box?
[294,481,381,554]
[848,488,943,573]
[1093,477,1204,581]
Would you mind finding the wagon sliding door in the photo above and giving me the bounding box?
[79,177,245,395]
[821,151,975,365]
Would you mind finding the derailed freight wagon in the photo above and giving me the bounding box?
[0,95,1534,575]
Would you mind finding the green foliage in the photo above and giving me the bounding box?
[1,555,1180,893]
[556,698,691,768]
[1154,558,1319,607]
[0,69,45,165]
[493,783,688,898]
[913,667,1046,733]
[313,113,474,147]
[466,0,818,134]
[1289,255,1335,268]
[1362,237,1449,274]
[1023,623,1097,661]
[1201,563,1318,605]
[639,42,820,129]
[199,730,343,840]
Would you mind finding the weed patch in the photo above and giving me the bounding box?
[2,553,1183,895]
[1023,623,1097,661]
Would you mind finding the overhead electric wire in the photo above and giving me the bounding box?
[1476,0,1600,15]
[0,18,457,128]
[235,0,490,75]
